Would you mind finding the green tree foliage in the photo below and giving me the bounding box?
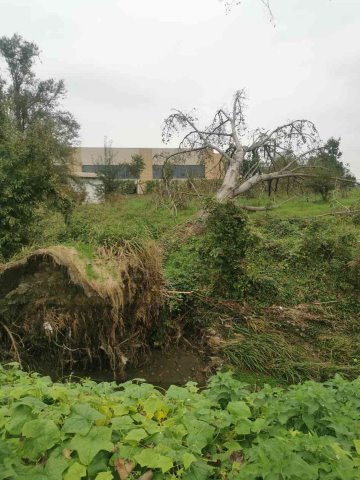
[128,153,145,179]
[0,34,79,259]
[166,202,253,299]
[200,201,252,298]
[96,137,121,197]
[307,138,355,201]
[96,139,145,198]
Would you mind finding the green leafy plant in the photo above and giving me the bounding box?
[1,365,360,479]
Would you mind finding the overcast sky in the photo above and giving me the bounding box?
[0,0,359,175]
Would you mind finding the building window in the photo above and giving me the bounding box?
[82,164,134,179]
[152,164,205,179]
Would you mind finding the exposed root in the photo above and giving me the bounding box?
[0,242,164,378]
[0,321,22,368]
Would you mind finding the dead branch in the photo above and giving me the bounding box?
[162,89,324,204]
[237,195,298,212]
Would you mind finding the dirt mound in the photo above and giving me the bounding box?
[0,242,164,377]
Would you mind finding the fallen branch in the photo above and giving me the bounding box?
[238,196,298,212]
[311,209,360,218]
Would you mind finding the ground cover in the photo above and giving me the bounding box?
[1,364,360,479]
[164,193,360,383]
[2,190,360,384]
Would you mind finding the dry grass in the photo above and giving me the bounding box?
[201,297,360,382]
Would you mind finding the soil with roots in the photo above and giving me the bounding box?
[0,243,165,379]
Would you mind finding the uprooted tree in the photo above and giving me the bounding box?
[0,242,164,377]
[162,89,323,208]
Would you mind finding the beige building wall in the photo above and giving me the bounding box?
[205,152,223,180]
[139,148,153,182]
[74,147,141,166]
[70,148,82,174]
[71,147,224,183]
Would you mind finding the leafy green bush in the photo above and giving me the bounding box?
[264,218,306,238]
[200,202,254,297]
[1,365,360,479]
[116,180,137,195]
[300,220,356,262]
[144,180,157,194]
[165,201,254,299]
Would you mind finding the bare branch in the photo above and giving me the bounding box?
[238,195,297,211]
[233,171,316,197]
[222,0,275,25]
[162,88,326,203]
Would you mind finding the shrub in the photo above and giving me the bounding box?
[144,180,157,194]
[300,220,356,262]
[199,201,254,298]
[166,201,254,299]
[116,180,137,195]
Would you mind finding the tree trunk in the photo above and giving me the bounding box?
[267,180,272,197]
[216,152,243,201]
[274,178,279,193]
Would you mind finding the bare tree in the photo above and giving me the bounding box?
[222,0,275,23]
[162,89,321,208]
[222,1,332,25]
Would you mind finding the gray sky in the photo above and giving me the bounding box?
[0,0,359,175]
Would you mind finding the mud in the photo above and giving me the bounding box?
[126,347,209,387]
[40,346,209,389]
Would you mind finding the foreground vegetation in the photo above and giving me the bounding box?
[164,191,360,382]
[1,364,360,479]
[1,28,360,480]
[2,189,360,385]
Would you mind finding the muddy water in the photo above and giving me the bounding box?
[50,347,209,389]
[127,348,208,387]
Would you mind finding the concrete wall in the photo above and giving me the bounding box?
[69,175,103,203]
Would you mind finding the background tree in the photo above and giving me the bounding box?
[96,137,120,197]
[0,34,78,144]
[96,139,145,198]
[128,153,145,180]
[162,89,321,209]
[307,137,355,201]
[0,34,79,259]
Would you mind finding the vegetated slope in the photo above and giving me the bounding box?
[33,196,199,248]
[165,200,360,383]
[10,192,360,383]
[1,364,360,479]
